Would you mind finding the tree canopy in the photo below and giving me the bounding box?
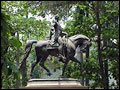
[1,1,119,89]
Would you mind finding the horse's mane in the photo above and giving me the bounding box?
[69,34,89,40]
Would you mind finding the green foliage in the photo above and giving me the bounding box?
[1,2,22,88]
[1,1,50,88]
[64,1,119,89]
[9,37,22,47]
[1,1,119,89]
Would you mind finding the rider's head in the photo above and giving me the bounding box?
[51,28,54,31]
[55,15,59,22]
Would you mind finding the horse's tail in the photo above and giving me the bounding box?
[18,40,37,70]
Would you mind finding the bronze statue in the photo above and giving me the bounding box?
[19,34,91,78]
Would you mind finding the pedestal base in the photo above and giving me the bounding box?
[20,78,88,89]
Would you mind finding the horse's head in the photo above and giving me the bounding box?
[69,34,92,52]
[80,39,92,52]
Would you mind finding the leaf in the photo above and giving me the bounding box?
[2,60,8,75]
[1,1,5,8]
[78,5,87,10]
[8,62,20,79]
[9,37,22,47]
[36,10,39,14]
[5,14,11,20]
[53,68,56,72]
[8,67,12,76]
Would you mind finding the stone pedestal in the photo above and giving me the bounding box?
[20,78,88,89]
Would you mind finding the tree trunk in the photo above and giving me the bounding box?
[16,32,20,88]
[103,35,109,89]
[104,22,109,89]
[96,1,107,89]
[21,12,29,87]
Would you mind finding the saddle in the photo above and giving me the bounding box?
[47,36,67,50]
[47,40,58,49]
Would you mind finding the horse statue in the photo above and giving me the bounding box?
[18,34,91,77]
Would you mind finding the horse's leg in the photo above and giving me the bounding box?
[62,59,69,77]
[70,57,81,66]
[39,57,51,76]
[30,56,40,77]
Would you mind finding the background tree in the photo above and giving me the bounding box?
[64,1,119,89]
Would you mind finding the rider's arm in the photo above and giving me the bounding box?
[49,29,54,40]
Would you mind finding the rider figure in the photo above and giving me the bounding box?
[54,16,60,46]
[49,15,67,60]
[50,16,63,46]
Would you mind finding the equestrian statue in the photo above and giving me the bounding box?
[18,16,92,78]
